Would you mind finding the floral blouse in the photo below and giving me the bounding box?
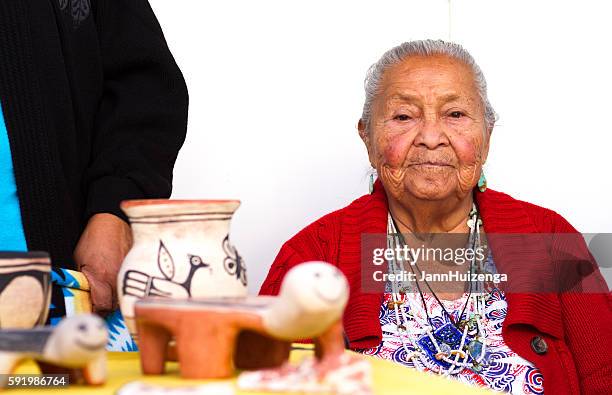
[357,252,544,394]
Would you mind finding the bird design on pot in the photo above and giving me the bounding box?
[122,241,210,299]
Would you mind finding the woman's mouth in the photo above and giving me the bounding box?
[410,162,453,168]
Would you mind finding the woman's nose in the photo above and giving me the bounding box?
[413,118,449,149]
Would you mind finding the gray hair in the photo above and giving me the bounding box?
[361,39,497,132]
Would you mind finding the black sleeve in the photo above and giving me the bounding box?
[84,0,188,222]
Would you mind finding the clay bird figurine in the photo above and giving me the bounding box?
[0,314,108,387]
[135,261,349,379]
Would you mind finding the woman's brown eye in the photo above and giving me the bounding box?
[395,114,411,121]
[450,111,464,118]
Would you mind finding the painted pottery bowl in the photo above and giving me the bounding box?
[0,251,51,328]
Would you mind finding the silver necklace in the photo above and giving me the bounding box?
[386,205,489,375]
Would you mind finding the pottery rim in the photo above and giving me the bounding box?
[0,251,51,262]
[120,199,241,218]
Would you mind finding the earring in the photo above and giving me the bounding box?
[369,172,376,194]
[478,170,487,192]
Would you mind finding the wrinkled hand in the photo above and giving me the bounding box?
[74,213,133,315]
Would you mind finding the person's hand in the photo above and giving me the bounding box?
[74,213,133,315]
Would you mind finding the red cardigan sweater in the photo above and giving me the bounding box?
[260,181,612,394]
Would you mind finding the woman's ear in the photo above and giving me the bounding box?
[481,129,492,164]
[358,119,368,141]
[358,119,375,167]
[358,118,372,149]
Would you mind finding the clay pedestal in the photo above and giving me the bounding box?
[135,298,344,379]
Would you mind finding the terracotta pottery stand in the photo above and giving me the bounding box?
[135,262,349,379]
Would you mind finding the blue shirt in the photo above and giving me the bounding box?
[0,101,27,251]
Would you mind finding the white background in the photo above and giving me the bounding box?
[149,0,612,293]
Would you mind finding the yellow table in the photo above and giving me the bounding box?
[9,349,492,394]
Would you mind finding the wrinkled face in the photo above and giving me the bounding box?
[360,54,490,202]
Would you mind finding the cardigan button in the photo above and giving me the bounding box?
[531,336,548,355]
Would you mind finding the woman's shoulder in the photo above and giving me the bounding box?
[480,188,578,233]
[284,188,388,251]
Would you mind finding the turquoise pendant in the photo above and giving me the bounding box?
[467,339,483,359]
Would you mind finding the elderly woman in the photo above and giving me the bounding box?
[260,40,611,394]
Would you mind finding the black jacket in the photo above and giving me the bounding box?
[0,0,188,269]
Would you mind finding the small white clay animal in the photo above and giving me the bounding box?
[262,262,349,340]
[0,314,108,387]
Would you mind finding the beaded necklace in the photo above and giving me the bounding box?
[386,204,489,376]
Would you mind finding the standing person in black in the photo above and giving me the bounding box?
[0,0,188,318]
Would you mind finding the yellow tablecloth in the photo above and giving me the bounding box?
[9,348,492,394]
